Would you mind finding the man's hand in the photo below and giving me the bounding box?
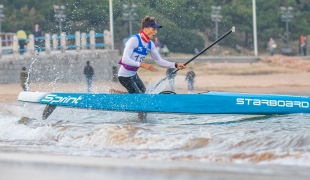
[140,63,156,71]
[176,63,186,70]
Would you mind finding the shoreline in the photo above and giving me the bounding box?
[1,78,310,103]
[2,60,310,103]
[0,151,309,180]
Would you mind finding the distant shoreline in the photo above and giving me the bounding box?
[2,59,310,103]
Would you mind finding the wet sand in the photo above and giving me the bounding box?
[0,152,309,180]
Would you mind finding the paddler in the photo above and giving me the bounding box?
[118,16,186,93]
[117,16,186,120]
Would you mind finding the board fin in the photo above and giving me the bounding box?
[42,105,57,120]
[138,112,147,122]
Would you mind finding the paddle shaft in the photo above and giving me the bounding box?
[152,28,234,90]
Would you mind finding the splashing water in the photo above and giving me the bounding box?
[25,58,38,91]
[146,79,170,94]
[1,101,310,167]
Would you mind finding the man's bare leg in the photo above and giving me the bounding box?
[109,88,147,121]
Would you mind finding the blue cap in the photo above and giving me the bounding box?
[142,20,162,29]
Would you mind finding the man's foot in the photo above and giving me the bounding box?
[138,112,147,121]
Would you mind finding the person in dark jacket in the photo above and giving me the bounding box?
[84,61,94,92]
[33,23,43,53]
[166,68,177,92]
[20,67,29,91]
[185,67,196,94]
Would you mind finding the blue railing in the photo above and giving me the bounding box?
[1,32,105,54]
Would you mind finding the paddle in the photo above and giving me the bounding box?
[149,26,235,93]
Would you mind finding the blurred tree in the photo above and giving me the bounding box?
[4,5,45,35]
[0,0,310,53]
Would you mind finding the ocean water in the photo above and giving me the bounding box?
[1,101,310,168]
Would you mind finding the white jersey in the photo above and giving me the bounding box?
[118,34,175,77]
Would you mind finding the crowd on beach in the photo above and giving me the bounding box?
[267,35,307,57]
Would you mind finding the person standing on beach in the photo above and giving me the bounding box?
[268,38,277,56]
[33,23,43,53]
[84,61,94,92]
[154,37,161,53]
[117,16,186,119]
[20,67,29,91]
[16,27,27,55]
[161,44,170,57]
[185,67,196,94]
[301,36,307,56]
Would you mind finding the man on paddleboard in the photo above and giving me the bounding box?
[117,16,186,94]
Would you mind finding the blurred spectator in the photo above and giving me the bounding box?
[154,37,161,53]
[16,27,27,55]
[20,67,29,91]
[235,44,241,54]
[299,35,304,54]
[33,23,43,53]
[194,48,199,54]
[268,38,277,56]
[301,36,307,56]
[84,61,94,92]
[161,44,169,57]
[166,68,177,92]
[185,67,196,94]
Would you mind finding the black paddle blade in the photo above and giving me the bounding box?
[42,105,57,120]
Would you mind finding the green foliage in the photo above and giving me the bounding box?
[1,0,310,53]
[156,19,204,54]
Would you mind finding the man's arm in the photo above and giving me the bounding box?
[150,41,186,69]
[121,37,140,67]
[150,41,174,68]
